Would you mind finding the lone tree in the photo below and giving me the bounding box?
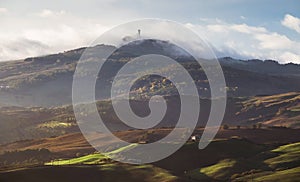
[223,124,229,130]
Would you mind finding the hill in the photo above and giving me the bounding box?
[235,92,300,128]
[2,137,300,182]
[0,92,299,145]
[0,164,180,182]
[1,127,300,164]
[0,40,299,107]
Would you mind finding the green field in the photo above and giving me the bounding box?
[186,142,300,181]
[57,140,299,182]
[265,142,300,169]
[45,144,138,165]
[11,140,300,182]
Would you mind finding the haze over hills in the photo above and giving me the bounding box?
[0,91,299,145]
[219,57,300,77]
[0,40,299,182]
[1,1,300,181]
[0,39,299,144]
[0,39,299,107]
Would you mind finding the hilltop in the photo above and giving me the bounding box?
[0,40,299,107]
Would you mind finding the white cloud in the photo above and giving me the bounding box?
[207,24,228,33]
[230,24,267,34]
[254,33,296,50]
[279,52,300,64]
[0,2,141,62]
[0,9,299,64]
[0,23,109,61]
[240,16,246,20]
[0,10,110,61]
[0,8,8,14]
[0,38,49,61]
[281,14,300,34]
[37,9,66,18]
[185,19,300,64]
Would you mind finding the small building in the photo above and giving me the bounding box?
[191,135,200,142]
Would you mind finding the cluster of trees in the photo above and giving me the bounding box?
[222,123,289,130]
[222,123,263,130]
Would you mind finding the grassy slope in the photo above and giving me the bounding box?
[254,167,300,182]
[187,159,237,181]
[187,158,267,181]
[0,164,179,182]
[1,138,300,181]
[186,142,300,181]
[49,138,269,181]
[6,144,178,182]
[45,153,108,165]
[265,142,300,169]
[238,92,300,128]
[45,144,138,165]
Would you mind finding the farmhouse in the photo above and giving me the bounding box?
[191,135,200,142]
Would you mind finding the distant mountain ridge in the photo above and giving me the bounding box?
[219,57,299,77]
[0,39,299,107]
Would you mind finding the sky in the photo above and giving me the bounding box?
[0,0,300,63]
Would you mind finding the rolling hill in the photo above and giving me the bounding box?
[0,92,299,145]
[0,39,299,181]
[2,136,300,182]
[0,40,299,107]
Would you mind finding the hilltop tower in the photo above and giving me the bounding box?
[138,29,141,38]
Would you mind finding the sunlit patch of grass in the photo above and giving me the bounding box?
[265,142,300,169]
[187,159,256,181]
[233,142,300,181]
[290,108,300,112]
[105,143,138,156]
[45,153,108,165]
[43,143,177,181]
[254,167,300,182]
[200,159,236,177]
[45,144,138,166]
[265,152,300,169]
[38,121,75,129]
[272,142,300,153]
[289,106,300,112]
